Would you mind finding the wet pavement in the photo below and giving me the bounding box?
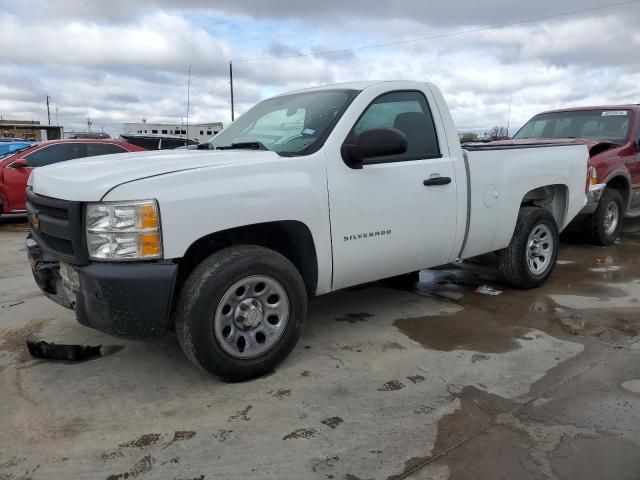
[1,214,640,480]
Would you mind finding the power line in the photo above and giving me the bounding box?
[134,62,231,106]
[232,0,640,63]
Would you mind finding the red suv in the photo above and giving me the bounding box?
[511,106,640,245]
[0,139,145,215]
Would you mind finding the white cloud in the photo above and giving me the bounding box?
[0,0,639,137]
[0,12,231,73]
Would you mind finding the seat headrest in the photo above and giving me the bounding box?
[393,112,429,130]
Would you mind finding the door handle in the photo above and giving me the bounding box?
[423,176,451,186]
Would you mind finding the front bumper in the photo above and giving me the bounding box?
[27,236,178,339]
[580,183,606,215]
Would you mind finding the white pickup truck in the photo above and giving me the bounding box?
[26,81,589,381]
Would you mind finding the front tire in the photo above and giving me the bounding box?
[586,188,624,246]
[497,207,559,289]
[175,245,307,382]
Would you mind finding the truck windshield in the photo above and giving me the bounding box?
[209,89,359,156]
[514,109,632,143]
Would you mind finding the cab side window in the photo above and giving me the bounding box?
[25,143,84,167]
[85,143,127,157]
[349,91,441,163]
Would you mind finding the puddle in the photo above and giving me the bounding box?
[549,435,640,480]
[392,236,640,354]
[387,386,522,480]
[387,380,640,480]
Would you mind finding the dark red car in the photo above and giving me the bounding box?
[502,106,640,245]
[0,139,145,215]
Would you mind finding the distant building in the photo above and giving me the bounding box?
[64,131,111,139]
[458,132,479,143]
[123,121,223,144]
[0,119,63,140]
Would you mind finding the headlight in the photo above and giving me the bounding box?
[86,200,162,260]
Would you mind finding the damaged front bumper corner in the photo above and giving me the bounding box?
[581,183,606,215]
[26,235,178,339]
[26,236,75,309]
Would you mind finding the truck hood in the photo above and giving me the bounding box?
[477,138,620,157]
[30,149,281,201]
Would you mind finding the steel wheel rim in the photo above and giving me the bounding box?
[526,223,554,275]
[603,201,619,235]
[213,275,290,359]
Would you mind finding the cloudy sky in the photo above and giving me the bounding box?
[1,0,638,137]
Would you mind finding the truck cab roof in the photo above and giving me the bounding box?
[278,80,438,96]
[539,104,640,115]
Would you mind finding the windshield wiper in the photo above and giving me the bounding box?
[216,141,269,151]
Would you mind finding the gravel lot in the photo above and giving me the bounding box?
[1,215,640,480]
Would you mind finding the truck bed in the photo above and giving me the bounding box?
[459,144,589,260]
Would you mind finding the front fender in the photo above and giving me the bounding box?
[102,153,334,294]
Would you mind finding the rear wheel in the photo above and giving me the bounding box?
[586,188,624,246]
[175,245,307,382]
[497,207,559,289]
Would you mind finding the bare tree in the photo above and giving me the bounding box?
[485,126,509,140]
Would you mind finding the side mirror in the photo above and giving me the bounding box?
[341,128,408,169]
[9,159,28,169]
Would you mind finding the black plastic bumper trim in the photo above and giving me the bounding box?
[27,236,178,339]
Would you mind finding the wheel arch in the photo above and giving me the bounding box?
[172,220,319,313]
[520,184,569,230]
[497,205,560,289]
[603,172,631,209]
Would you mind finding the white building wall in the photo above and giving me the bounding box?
[122,122,223,144]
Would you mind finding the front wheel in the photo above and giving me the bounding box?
[175,245,307,382]
[586,188,624,246]
[497,207,559,289]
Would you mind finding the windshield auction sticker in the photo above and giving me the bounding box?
[601,111,628,116]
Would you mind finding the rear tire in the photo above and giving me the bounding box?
[175,245,307,382]
[586,188,623,246]
[497,207,559,289]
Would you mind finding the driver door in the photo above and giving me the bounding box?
[327,89,458,290]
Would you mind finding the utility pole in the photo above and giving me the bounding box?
[46,95,51,125]
[186,66,191,146]
[506,94,512,138]
[229,61,235,122]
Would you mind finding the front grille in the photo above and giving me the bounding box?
[39,232,74,255]
[26,189,88,265]
[37,205,69,220]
